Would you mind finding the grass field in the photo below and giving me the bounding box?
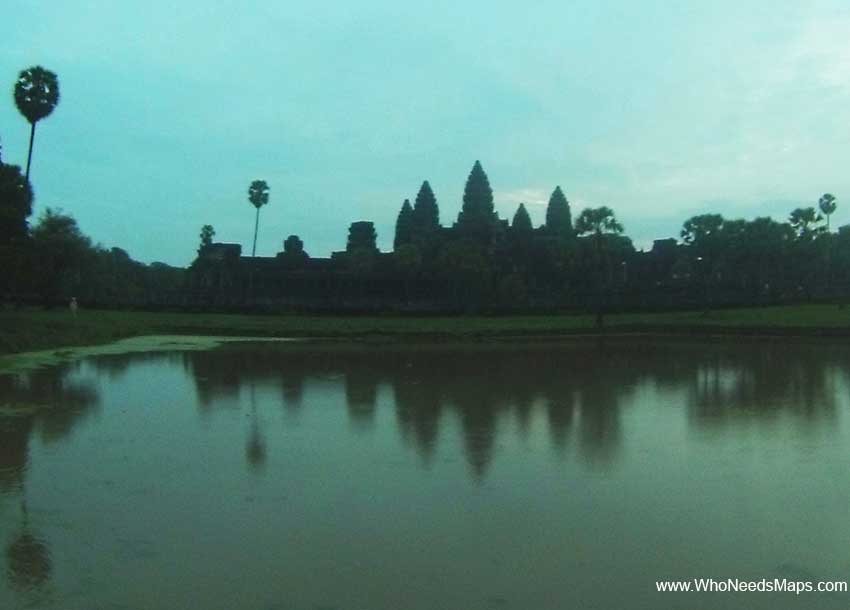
[2,305,850,356]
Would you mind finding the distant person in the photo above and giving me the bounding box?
[69,297,78,317]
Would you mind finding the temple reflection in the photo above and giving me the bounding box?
[1,337,847,608]
[175,338,842,479]
[345,366,380,430]
[1,338,843,491]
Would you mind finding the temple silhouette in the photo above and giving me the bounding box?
[189,161,696,311]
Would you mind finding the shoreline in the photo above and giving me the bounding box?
[0,335,303,375]
[2,305,850,371]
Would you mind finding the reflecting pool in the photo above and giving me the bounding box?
[1,338,849,609]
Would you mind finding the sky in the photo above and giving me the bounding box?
[3,0,850,266]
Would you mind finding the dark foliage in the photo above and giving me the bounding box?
[13,67,59,124]
[198,224,215,254]
[0,154,33,298]
[248,180,269,210]
[789,207,824,241]
[0,161,32,243]
[29,208,92,303]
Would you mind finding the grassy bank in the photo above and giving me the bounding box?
[2,305,850,356]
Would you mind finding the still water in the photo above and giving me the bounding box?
[1,338,849,610]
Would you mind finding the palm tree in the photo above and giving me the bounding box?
[13,66,60,182]
[247,180,269,257]
[818,193,837,232]
[818,194,838,297]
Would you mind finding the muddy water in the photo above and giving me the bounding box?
[1,338,848,609]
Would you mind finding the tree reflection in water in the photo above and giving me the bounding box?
[6,503,52,592]
[179,338,844,480]
[0,337,846,610]
[245,383,267,471]
[0,363,98,594]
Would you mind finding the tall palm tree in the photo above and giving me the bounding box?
[248,180,269,257]
[818,194,838,297]
[818,193,837,232]
[13,66,60,182]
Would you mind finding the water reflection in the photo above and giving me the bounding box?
[688,344,839,426]
[0,364,98,595]
[6,503,52,592]
[2,340,841,490]
[345,367,380,430]
[177,338,841,478]
[245,384,267,471]
[0,365,99,492]
[1,338,847,610]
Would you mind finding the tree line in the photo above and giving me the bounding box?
[3,64,848,313]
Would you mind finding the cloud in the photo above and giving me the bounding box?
[499,188,549,207]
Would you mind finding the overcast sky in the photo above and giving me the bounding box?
[3,0,850,265]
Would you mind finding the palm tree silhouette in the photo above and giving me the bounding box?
[245,383,267,471]
[248,180,269,257]
[13,66,60,182]
[818,194,838,296]
[6,496,52,592]
[818,193,837,232]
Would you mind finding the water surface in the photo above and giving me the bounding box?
[1,338,849,609]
